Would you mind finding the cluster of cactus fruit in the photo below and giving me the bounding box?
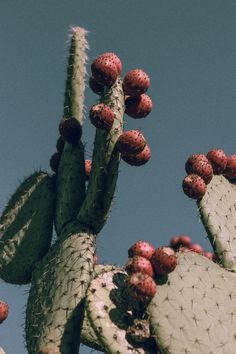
[1,26,236,354]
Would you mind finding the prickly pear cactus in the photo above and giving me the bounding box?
[2,25,236,354]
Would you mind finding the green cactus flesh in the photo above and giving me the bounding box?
[198,175,236,270]
[0,171,55,284]
[77,78,124,234]
[148,251,236,354]
[25,231,95,354]
[86,269,156,354]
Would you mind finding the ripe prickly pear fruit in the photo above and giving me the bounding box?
[170,236,180,249]
[123,69,150,96]
[0,301,8,324]
[89,103,115,130]
[125,256,154,277]
[125,94,153,118]
[182,174,206,199]
[127,272,157,302]
[189,243,203,253]
[56,136,65,154]
[203,251,214,260]
[99,52,122,74]
[128,240,155,260]
[171,235,192,249]
[59,117,82,145]
[189,160,213,184]
[89,76,104,95]
[121,144,151,166]
[116,130,147,155]
[206,149,227,174]
[85,159,92,179]
[223,155,236,180]
[91,55,119,86]
[49,152,61,173]
[151,247,177,276]
[185,153,209,174]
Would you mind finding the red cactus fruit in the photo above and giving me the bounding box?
[123,69,150,96]
[127,272,157,302]
[99,52,122,74]
[125,94,153,118]
[151,247,177,276]
[59,117,82,145]
[182,174,206,199]
[0,300,9,324]
[56,136,65,154]
[85,159,92,179]
[189,160,213,184]
[91,55,119,86]
[206,149,227,175]
[128,240,155,260]
[179,235,192,248]
[189,243,203,254]
[125,256,154,277]
[223,155,236,180]
[121,144,151,166]
[185,154,209,174]
[170,236,181,249]
[89,76,104,95]
[49,152,61,173]
[116,130,147,155]
[89,103,115,130]
[203,251,214,260]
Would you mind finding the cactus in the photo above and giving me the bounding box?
[1,25,236,354]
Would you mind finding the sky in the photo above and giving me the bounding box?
[0,1,236,353]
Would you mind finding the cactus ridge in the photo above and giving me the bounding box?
[148,251,236,354]
[0,171,55,284]
[25,231,96,354]
[198,175,236,270]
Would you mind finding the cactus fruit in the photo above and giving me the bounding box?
[223,154,236,180]
[99,52,122,74]
[125,256,154,277]
[116,130,147,155]
[125,94,153,118]
[206,148,227,174]
[128,240,155,260]
[49,151,61,173]
[189,243,204,253]
[89,103,115,130]
[0,300,8,324]
[121,144,151,166]
[170,235,192,249]
[188,160,213,184]
[85,159,92,179]
[91,55,119,86]
[182,174,206,199]
[127,272,157,302]
[89,76,104,95]
[123,69,150,96]
[59,117,82,145]
[150,247,177,275]
[185,153,209,174]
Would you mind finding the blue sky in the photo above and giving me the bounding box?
[0,1,236,353]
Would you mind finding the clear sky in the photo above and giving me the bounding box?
[0,1,236,353]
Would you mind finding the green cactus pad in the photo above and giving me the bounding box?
[86,269,155,353]
[198,175,236,270]
[78,78,124,234]
[25,231,96,354]
[148,251,236,354]
[0,171,55,284]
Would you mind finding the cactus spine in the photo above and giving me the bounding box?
[1,26,236,354]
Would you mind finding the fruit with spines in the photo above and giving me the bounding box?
[121,144,151,166]
[182,174,206,199]
[56,136,65,154]
[223,154,236,180]
[0,300,8,324]
[85,159,92,179]
[49,152,61,173]
[123,69,150,96]
[128,240,155,260]
[116,130,147,154]
[189,243,204,253]
[89,76,104,95]
[127,272,157,302]
[125,256,154,277]
[170,235,192,249]
[151,247,177,275]
[59,117,82,145]
[91,55,119,86]
[99,52,122,74]
[188,160,213,184]
[185,153,209,174]
[203,251,214,260]
[89,103,115,130]
[207,148,227,174]
[125,93,153,118]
